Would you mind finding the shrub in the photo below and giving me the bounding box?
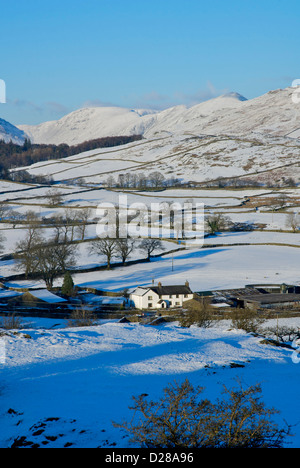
[67,307,97,327]
[179,299,213,328]
[230,309,266,334]
[263,326,300,343]
[114,379,291,448]
[0,314,23,330]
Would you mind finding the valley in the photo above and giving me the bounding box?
[1,86,300,449]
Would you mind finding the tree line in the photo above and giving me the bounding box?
[202,175,298,189]
[0,135,143,179]
[106,172,182,190]
[8,208,165,289]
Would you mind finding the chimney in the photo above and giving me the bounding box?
[185,281,190,288]
[158,282,162,288]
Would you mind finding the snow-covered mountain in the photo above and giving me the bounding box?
[0,118,27,144]
[18,92,248,145]
[19,107,158,146]
[17,87,300,145]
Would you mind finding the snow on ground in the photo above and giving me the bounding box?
[2,243,300,293]
[0,320,300,448]
[203,230,300,247]
[13,126,300,185]
[17,88,300,146]
[1,319,300,448]
[3,88,300,448]
[1,181,300,448]
[69,244,300,293]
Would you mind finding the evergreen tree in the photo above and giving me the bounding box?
[61,271,74,296]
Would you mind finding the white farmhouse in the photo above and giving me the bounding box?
[130,281,194,310]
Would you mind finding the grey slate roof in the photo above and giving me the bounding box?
[150,285,193,296]
[241,294,300,304]
[132,284,193,297]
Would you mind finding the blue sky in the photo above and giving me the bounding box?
[0,0,299,125]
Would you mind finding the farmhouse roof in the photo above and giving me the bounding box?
[150,285,193,296]
[131,287,151,297]
[131,282,193,297]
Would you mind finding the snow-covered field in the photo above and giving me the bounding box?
[0,319,300,448]
[69,244,300,293]
[1,109,300,448]
[1,243,299,293]
[13,133,300,185]
[1,178,300,291]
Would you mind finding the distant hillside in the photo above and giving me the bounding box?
[19,88,300,145]
[0,118,27,144]
[18,87,300,146]
[19,107,157,145]
[17,94,246,145]
[0,134,142,179]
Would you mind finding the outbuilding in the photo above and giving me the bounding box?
[239,293,300,310]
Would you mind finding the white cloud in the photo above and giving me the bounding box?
[130,82,228,110]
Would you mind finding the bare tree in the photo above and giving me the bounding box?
[115,238,136,265]
[0,203,9,221]
[75,208,92,241]
[51,214,72,244]
[7,209,24,228]
[15,211,43,278]
[46,188,64,207]
[276,194,289,210]
[63,208,79,241]
[89,238,117,269]
[285,212,300,233]
[15,212,77,288]
[35,240,76,289]
[268,194,289,212]
[137,173,147,190]
[106,175,116,188]
[50,208,81,243]
[139,239,165,261]
[149,171,165,188]
[205,213,231,235]
[118,174,125,188]
[0,230,6,255]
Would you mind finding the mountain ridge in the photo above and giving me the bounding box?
[15,86,300,145]
[0,118,27,144]
[17,92,248,145]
